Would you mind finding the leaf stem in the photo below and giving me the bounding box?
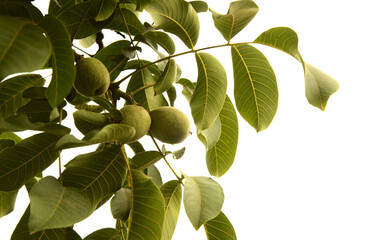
[149,133,184,185]
[119,220,127,240]
[58,108,63,183]
[113,41,253,86]
[130,83,156,95]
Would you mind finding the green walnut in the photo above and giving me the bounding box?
[120,105,151,142]
[149,106,190,144]
[74,58,110,97]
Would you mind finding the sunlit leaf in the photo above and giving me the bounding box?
[130,150,163,170]
[190,52,227,130]
[0,190,18,218]
[231,44,278,132]
[0,16,50,80]
[92,97,123,121]
[62,145,127,210]
[183,174,224,230]
[0,74,45,119]
[95,40,131,81]
[154,59,178,95]
[73,109,111,135]
[0,132,22,144]
[138,31,176,55]
[210,0,258,42]
[0,133,62,191]
[129,0,152,11]
[55,124,135,150]
[147,0,200,49]
[147,165,163,187]
[198,116,221,151]
[28,176,91,234]
[127,169,165,240]
[160,180,182,240]
[110,188,131,222]
[204,211,237,240]
[254,27,339,110]
[190,1,208,13]
[206,95,238,177]
[39,16,75,108]
[95,0,117,21]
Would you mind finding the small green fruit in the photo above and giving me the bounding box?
[149,106,190,144]
[74,58,110,97]
[120,105,151,142]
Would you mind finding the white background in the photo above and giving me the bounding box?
[1,0,372,239]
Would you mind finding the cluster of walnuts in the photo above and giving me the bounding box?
[70,57,190,144]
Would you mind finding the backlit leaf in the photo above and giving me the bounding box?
[105,7,144,36]
[16,99,54,123]
[0,74,45,119]
[206,95,238,177]
[0,190,18,218]
[190,1,208,13]
[147,165,163,187]
[28,176,91,234]
[0,1,43,22]
[127,169,165,240]
[0,133,62,191]
[190,52,227,130]
[110,188,131,222]
[147,0,200,49]
[130,151,163,170]
[160,180,182,240]
[62,145,127,209]
[204,211,237,240]
[210,0,258,42]
[130,0,152,11]
[0,16,50,80]
[39,16,75,108]
[140,31,176,55]
[183,174,224,230]
[198,116,221,151]
[254,27,339,110]
[95,0,117,21]
[84,228,122,240]
[231,44,278,132]
[73,109,111,135]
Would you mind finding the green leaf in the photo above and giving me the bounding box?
[231,44,278,132]
[84,228,122,240]
[22,86,47,99]
[95,0,117,21]
[0,16,50,80]
[48,0,76,16]
[160,180,182,240]
[11,206,67,240]
[105,7,144,36]
[0,74,45,119]
[154,59,178,95]
[130,0,152,11]
[210,0,258,42]
[130,150,163,170]
[55,124,135,150]
[190,52,227,131]
[190,1,208,13]
[126,67,168,111]
[110,188,131,222]
[206,95,239,177]
[57,0,103,39]
[198,116,221,151]
[147,0,200,49]
[28,176,91,234]
[0,1,43,22]
[166,85,177,107]
[204,211,237,240]
[92,97,122,121]
[183,174,224,230]
[147,165,163,187]
[304,63,339,110]
[127,169,165,240]
[254,27,339,110]
[62,145,127,210]
[16,99,54,123]
[0,133,62,191]
[140,31,176,54]
[39,16,75,108]
[73,109,111,135]
[95,40,131,81]
[0,190,18,218]
[0,132,22,144]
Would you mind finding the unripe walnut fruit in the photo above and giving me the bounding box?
[74,58,110,97]
[120,105,151,142]
[149,106,190,144]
